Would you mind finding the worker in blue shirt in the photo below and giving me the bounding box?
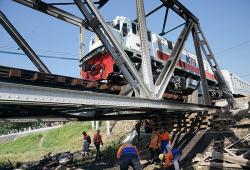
[117,143,142,170]
[159,144,182,170]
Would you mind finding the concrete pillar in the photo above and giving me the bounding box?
[95,121,99,130]
[186,89,198,104]
[106,121,110,136]
[92,121,95,130]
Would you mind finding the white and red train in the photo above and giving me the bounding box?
[80,16,250,98]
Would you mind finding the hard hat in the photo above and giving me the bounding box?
[159,154,164,161]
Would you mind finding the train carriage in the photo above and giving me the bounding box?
[80,16,250,98]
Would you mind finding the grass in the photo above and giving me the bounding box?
[102,141,119,162]
[0,122,90,164]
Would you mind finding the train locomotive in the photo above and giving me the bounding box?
[80,16,250,98]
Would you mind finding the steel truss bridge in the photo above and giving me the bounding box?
[0,0,235,122]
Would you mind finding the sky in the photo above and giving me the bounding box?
[0,0,250,82]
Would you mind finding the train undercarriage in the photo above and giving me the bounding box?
[80,46,223,100]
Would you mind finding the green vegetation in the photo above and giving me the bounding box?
[0,122,90,163]
[0,122,35,135]
[102,141,119,163]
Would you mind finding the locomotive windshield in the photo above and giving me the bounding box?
[113,23,120,30]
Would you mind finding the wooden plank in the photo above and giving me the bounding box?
[86,81,98,88]
[224,148,238,157]
[71,79,83,86]
[110,85,121,91]
[225,134,250,149]
[199,161,242,169]
[55,76,66,83]
[9,69,21,78]
[32,73,45,81]
[206,151,250,167]
[99,83,109,90]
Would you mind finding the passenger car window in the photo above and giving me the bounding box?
[147,31,151,42]
[122,23,128,37]
[167,40,173,50]
[132,23,137,34]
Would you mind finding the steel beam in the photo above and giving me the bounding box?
[155,21,194,99]
[136,0,154,92]
[0,11,51,74]
[161,0,199,23]
[194,24,235,108]
[0,114,149,122]
[0,82,219,113]
[192,25,210,105]
[161,7,169,34]
[74,0,152,98]
[134,4,164,22]
[48,0,109,9]
[13,0,91,29]
[159,22,185,36]
[0,118,72,122]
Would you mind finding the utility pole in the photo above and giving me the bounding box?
[95,121,99,130]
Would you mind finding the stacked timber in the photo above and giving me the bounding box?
[151,111,233,133]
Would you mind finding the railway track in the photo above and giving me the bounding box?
[0,65,121,94]
[0,65,227,131]
[0,65,185,101]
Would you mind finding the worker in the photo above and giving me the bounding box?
[117,143,142,170]
[159,145,182,170]
[148,131,160,164]
[135,120,142,140]
[93,129,103,159]
[82,131,91,156]
[158,129,171,153]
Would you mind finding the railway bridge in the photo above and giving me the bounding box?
[1,1,250,169]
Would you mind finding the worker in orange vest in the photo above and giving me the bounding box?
[159,144,182,170]
[148,131,160,163]
[158,129,171,153]
[117,143,142,170]
[93,129,103,159]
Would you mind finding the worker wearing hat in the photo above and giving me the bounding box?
[148,130,160,164]
[158,129,171,153]
[159,144,182,170]
[117,143,142,170]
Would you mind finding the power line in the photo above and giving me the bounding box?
[0,50,78,61]
[216,40,250,55]
[0,44,79,57]
[241,73,250,78]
